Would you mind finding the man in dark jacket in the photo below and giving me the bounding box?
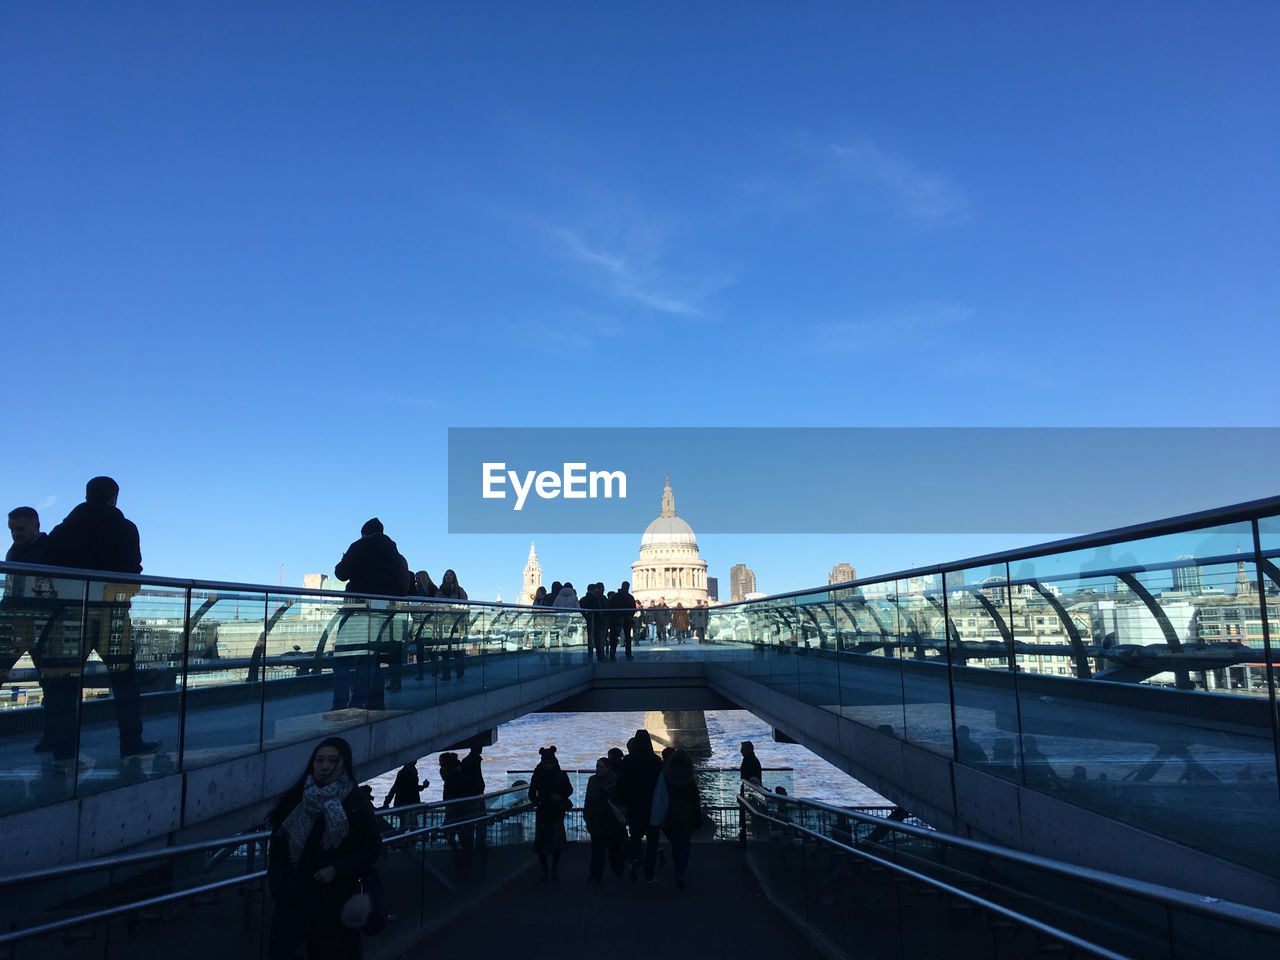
[40,477,158,766]
[613,581,636,661]
[332,519,411,710]
[578,581,604,662]
[3,507,53,747]
[6,506,49,564]
[334,518,411,597]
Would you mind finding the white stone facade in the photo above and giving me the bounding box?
[631,477,708,609]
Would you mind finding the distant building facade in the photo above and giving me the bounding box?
[632,477,708,608]
[729,563,756,602]
[521,542,542,605]
[828,562,857,586]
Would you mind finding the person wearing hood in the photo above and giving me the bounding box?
[651,748,703,889]
[551,581,581,651]
[617,728,664,882]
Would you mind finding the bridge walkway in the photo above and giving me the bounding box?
[398,840,824,960]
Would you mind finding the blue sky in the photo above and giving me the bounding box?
[3,3,1276,601]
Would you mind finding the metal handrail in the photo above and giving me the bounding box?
[0,785,530,889]
[741,799,1130,960]
[711,493,1280,608]
[741,783,1280,936]
[0,792,537,947]
[5,495,1278,613]
[0,560,560,611]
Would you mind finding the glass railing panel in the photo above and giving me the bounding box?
[181,589,269,767]
[258,590,350,751]
[834,588,906,736]
[764,599,802,701]
[898,576,952,756]
[793,595,841,711]
[0,570,83,814]
[946,564,1021,782]
[71,580,184,797]
[1009,519,1280,875]
[1255,516,1280,721]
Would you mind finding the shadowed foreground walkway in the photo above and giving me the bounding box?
[396,842,823,960]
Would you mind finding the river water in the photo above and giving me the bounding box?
[365,709,889,808]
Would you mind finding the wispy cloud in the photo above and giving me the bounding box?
[374,391,440,411]
[812,301,976,350]
[37,495,57,512]
[825,140,969,223]
[551,226,733,318]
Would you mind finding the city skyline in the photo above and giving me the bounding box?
[3,4,1275,601]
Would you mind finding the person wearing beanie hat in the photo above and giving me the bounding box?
[529,745,573,881]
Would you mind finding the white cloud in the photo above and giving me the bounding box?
[826,140,969,223]
[814,301,976,349]
[551,226,732,318]
[37,495,57,512]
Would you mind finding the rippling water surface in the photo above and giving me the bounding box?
[366,710,889,808]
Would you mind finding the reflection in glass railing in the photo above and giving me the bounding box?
[0,569,592,819]
[705,500,1280,879]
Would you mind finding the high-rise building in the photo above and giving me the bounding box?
[729,563,756,602]
[521,542,542,605]
[828,562,857,586]
[1171,556,1203,594]
[706,576,719,602]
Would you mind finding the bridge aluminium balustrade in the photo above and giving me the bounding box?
[0,784,536,960]
[701,495,1280,908]
[0,570,593,870]
[737,781,1280,960]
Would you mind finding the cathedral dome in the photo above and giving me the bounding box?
[641,515,697,550]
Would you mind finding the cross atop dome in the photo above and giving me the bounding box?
[661,474,677,518]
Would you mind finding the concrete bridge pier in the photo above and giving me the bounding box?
[643,709,712,761]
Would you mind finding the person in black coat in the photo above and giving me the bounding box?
[334,519,411,597]
[613,581,637,660]
[617,728,664,881]
[332,519,411,709]
[40,477,157,765]
[528,745,573,881]
[381,761,428,808]
[267,737,382,960]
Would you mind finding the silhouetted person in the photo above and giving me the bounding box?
[439,752,474,877]
[652,749,703,889]
[529,745,573,881]
[618,729,664,881]
[614,581,636,660]
[382,761,429,807]
[6,506,48,563]
[41,477,157,768]
[3,507,52,750]
[737,741,762,844]
[584,756,626,882]
[433,569,468,680]
[332,518,410,709]
[579,581,604,661]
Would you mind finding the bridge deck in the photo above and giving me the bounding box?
[398,841,824,960]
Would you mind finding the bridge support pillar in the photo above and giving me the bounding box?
[643,710,712,761]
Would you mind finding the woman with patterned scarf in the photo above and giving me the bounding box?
[267,737,382,960]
